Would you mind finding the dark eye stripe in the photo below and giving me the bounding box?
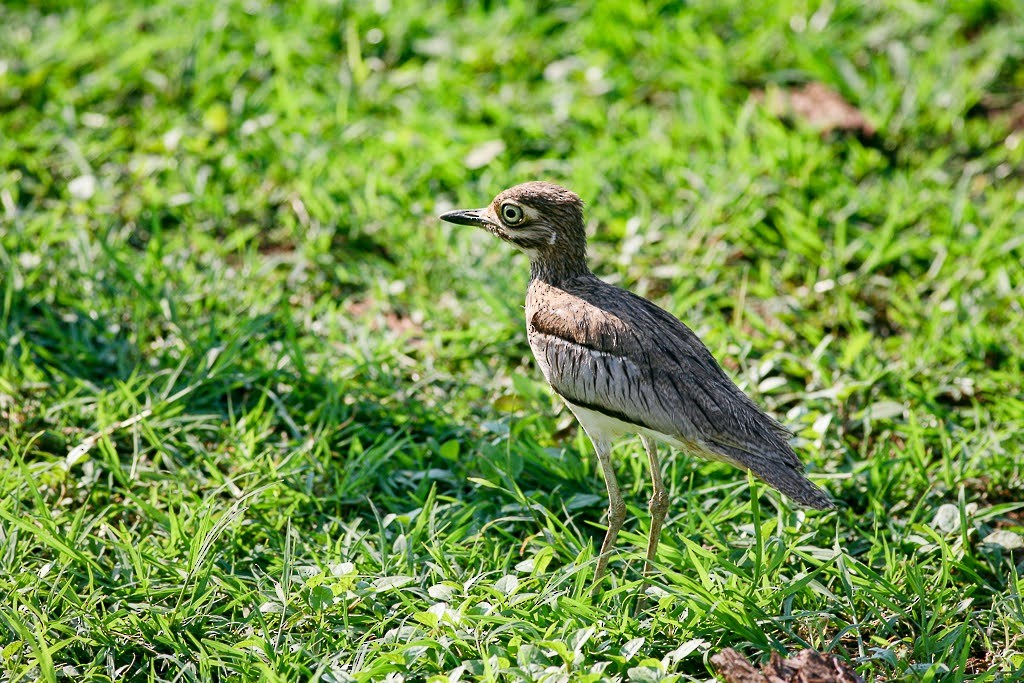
[506,227,550,249]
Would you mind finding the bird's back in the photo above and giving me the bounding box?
[526,274,833,509]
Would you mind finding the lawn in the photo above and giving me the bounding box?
[2,1,1024,681]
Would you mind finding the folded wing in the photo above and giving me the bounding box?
[528,280,833,509]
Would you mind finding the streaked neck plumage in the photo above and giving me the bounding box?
[529,248,590,285]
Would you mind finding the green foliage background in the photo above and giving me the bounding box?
[1,1,1023,681]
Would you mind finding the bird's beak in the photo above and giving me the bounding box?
[439,208,493,227]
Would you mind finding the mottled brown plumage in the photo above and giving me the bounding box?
[440,181,833,582]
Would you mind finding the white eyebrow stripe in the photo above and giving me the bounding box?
[521,205,543,222]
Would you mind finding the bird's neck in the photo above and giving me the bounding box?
[528,249,590,285]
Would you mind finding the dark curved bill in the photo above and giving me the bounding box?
[439,208,491,227]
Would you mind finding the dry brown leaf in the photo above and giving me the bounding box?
[755,82,876,137]
[712,647,865,683]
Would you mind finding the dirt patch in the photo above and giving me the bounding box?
[712,647,864,683]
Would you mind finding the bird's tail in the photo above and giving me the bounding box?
[712,441,835,510]
[756,463,835,510]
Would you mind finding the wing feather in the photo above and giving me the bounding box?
[526,276,833,509]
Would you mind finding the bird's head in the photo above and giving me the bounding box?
[440,182,588,276]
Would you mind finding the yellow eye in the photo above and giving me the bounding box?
[500,203,524,224]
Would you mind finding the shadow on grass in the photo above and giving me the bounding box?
[3,285,585,510]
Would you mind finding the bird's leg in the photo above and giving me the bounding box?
[641,435,669,577]
[592,438,626,584]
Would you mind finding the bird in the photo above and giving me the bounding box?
[439,181,834,582]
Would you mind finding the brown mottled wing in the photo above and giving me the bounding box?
[527,276,833,509]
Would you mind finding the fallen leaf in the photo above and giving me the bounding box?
[931,503,961,534]
[68,174,97,200]
[712,647,864,683]
[982,529,1024,551]
[755,82,876,136]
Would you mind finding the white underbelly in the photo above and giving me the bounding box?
[563,399,734,465]
[563,400,677,448]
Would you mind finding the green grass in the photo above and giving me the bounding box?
[2,0,1024,680]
